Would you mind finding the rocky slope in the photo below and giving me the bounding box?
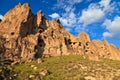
[13,55,120,80]
[0,3,120,63]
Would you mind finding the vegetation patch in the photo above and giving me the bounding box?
[12,55,120,80]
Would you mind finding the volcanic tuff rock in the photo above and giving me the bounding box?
[0,3,120,63]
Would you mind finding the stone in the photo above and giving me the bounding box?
[29,74,35,78]
[30,65,37,70]
[39,70,49,76]
[30,65,36,68]
[37,58,43,64]
[85,76,96,80]
[33,67,37,70]
[0,3,120,63]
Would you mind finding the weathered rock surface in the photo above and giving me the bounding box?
[0,3,120,63]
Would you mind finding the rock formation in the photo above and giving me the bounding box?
[0,3,120,63]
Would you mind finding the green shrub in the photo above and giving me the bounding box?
[0,62,17,80]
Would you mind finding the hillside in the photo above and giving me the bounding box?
[1,55,120,80]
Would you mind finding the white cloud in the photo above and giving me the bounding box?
[103,32,112,38]
[79,6,104,26]
[49,13,60,19]
[65,27,72,32]
[103,16,120,39]
[52,0,118,35]
[55,0,82,9]
[49,11,78,27]
[60,18,70,26]
[99,0,111,8]
[59,11,77,27]
[66,0,82,5]
[79,0,114,26]
[0,14,3,20]
[51,0,82,31]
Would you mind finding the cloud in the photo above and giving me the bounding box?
[103,16,120,39]
[0,14,3,20]
[51,0,118,35]
[66,0,82,5]
[49,13,60,19]
[99,0,111,8]
[79,0,115,26]
[59,11,77,27]
[50,0,82,31]
[49,11,78,28]
[103,32,112,38]
[79,5,104,26]
[54,0,82,9]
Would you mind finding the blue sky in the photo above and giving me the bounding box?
[0,0,120,47]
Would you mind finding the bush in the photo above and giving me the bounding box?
[0,62,17,80]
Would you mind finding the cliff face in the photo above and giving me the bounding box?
[0,3,120,63]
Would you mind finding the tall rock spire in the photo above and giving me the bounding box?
[0,3,120,64]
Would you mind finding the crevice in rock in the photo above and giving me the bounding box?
[11,32,14,35]
[0,19,2,22]
[34,36,45,59]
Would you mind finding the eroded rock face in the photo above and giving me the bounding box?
[0,3,120,63]
[0,3,45,63]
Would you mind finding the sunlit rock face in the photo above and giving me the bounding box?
[0,3,120,63]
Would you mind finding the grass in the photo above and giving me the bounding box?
[13,55,120,80]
